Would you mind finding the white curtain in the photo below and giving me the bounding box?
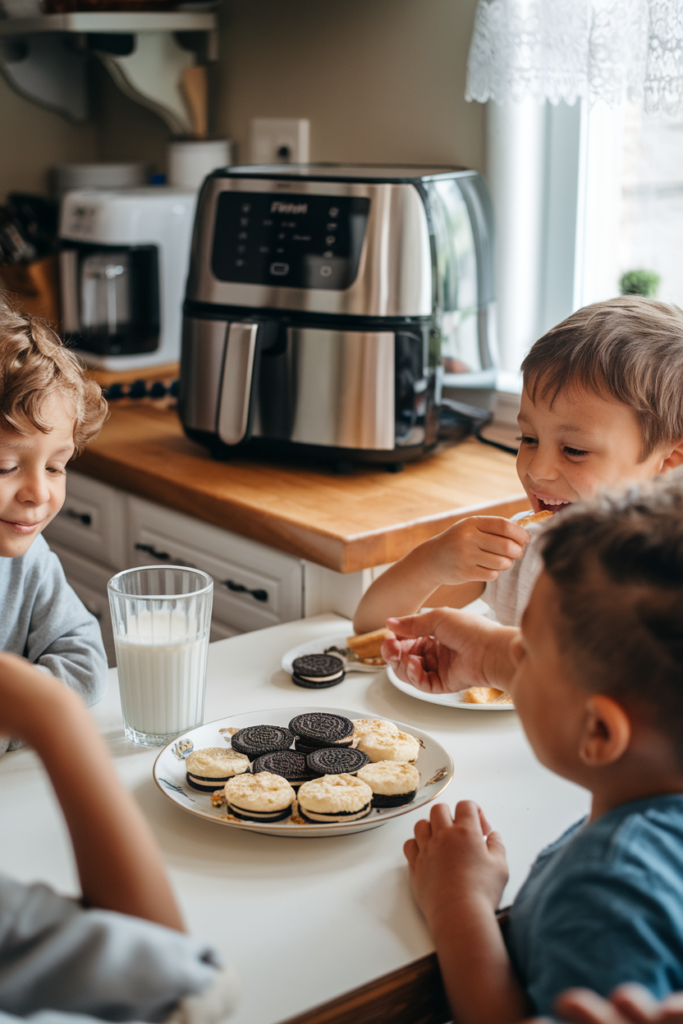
[466,0,683,114]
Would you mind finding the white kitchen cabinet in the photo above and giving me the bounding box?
[127,496,304,633]
[43,471,127,570]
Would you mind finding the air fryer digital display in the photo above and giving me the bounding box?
[211,192,370,290]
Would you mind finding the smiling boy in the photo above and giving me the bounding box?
[0,301,108,752]
[353,296,683,632]
[399,475,683,1023]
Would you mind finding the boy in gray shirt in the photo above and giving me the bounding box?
[0,302,108,752]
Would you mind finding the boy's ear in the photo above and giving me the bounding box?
[579,695,631,767]
[659,439,683,474]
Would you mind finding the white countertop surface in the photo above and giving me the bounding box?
[0,614,590,1024]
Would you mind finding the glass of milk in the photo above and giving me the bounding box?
[108,566,214,746]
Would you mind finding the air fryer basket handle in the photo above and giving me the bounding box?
[217,322,259,446]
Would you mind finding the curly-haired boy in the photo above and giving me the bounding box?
[0,299,108,751]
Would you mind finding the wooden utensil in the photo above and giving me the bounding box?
[181,65,208,140]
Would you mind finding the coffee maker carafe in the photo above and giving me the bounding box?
[59,187,197,371]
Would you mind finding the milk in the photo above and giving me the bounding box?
[115,610,208,739]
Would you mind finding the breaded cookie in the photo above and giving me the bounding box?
[357,760,420,807]
[297,773,373,824]
[521,509,555,525]
[352,718,399,746]
[224,771,295,822]
[356,728,420,763]
[460,687,513,705]
[185,747,251,792]
[346,628,390,663]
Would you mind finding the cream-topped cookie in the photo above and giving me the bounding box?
[356,729,420,763]
[351,718,399,746]
[297,773,372,823]
[357,760,420,796]
[225,771,295,822]
[185,747,251,792]
[186,747,250,778]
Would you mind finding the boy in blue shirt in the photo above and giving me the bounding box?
[395,473,683,1023]
[0,301,108,751]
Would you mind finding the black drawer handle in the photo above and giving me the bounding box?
[222,579,268,603]
[135,542,170,560]
[65,509,92,526]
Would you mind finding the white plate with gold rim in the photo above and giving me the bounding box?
[387,665,516,711]
[153,706,453,838]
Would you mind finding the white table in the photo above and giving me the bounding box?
[0,615,590,1024]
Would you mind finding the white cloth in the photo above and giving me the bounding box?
[482,517,550,626]
[466,0,683,116]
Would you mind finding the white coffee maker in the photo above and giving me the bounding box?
[58,187,197,371]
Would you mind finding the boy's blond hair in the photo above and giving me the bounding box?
[521,296,683,459]
[0,299,107,454]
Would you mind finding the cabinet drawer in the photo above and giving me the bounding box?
[49,541,117,666]
[44,472,127,570]
[127,497,303,633]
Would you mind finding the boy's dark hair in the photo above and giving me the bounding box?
[521,296,683,459]
[0,298,107,454]
[541,472,683,759]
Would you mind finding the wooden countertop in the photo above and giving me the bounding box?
[74,405,528,573]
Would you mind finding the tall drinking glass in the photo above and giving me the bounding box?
[108,566,213,746]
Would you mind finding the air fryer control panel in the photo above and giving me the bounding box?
[210,192,370,290]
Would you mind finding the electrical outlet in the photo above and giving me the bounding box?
[249,118,310,165]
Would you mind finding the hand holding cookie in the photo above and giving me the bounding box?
[424,515,530,587]
[382,607,516,695]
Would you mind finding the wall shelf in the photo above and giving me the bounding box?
[0,11,216,34]
[0,9,218,134]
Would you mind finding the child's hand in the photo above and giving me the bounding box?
[553,984,683,1023]
[425,516,529,587]
[404,800,509,935]
[382,608,518,694]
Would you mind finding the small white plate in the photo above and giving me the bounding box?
[387,665,516,711]
[281,634,385,676]
[153,706,453,838]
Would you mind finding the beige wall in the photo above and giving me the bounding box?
[0,72,96,200]
[0,0,484,199]
[211,0,485,170]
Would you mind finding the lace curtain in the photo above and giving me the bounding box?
[466,0,683,114]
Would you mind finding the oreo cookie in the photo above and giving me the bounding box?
[225,772,295,822]
[185,747,250,792]
[289,712,354,752]
[357,761,420,808]
[291,653,345,690]
[252,750,316,787]
[306,747,369,776]
[231,724,294,761]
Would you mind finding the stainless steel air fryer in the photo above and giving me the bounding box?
[179,164,495,467]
